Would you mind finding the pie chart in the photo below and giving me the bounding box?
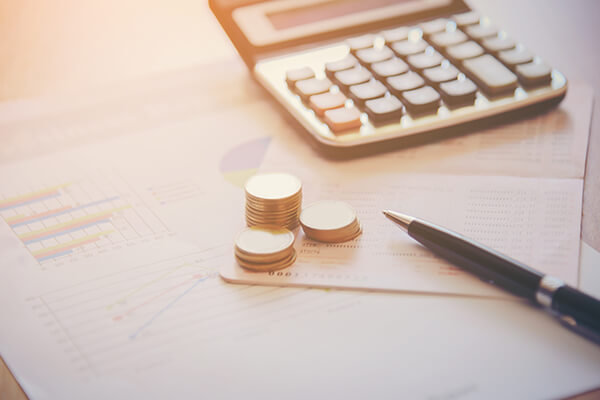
[219,137,271,187]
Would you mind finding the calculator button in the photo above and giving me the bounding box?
[355,46,394,65]
[423,64,459,85]
[365,95,404,124]
[482,36,515,53]
[371,57,409,80]
[430,30,468,48]
[497,47,534,69]
[407,51,444,70]
[324,106,362,133]
[515,62,552,87]
[391,39,429,57]
[349,80,388,105]
[333,67,372,91]
[325,55,358,78]
[439,78,477,107]
[346,34,375,52]
[309,92,347,116]
[295,78,332,101]
[381,27,410,43]
[465,24,498,41]
[387,72,425,94]
[285,67,314,88]
[401,86,441,115]
[420,18,448,36]
[446,41,484,62]
[452,12,480,27]
[462,54,517,96]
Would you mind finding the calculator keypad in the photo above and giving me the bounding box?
[255,11,566,141]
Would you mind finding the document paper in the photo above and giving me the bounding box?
[0,61,598,400]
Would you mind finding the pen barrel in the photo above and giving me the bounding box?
[553,285,600,336]
[408,220,544,302]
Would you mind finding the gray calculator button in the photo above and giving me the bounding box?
[420,18,448,35]
[285,67,314,88]
[365,95,404,124]
[465,24,498,41]
[349,80,388,105]
[497,47,534,69]
[347,34,376,52]
[295,78,332,101]
[430,30,468,48]
[381,27,410,43]
[482,36,516,53]
[463,54,518,95]
[423,64,460,85]
[446,41,484,62]
[391,40,429,57]
[355,46,394,65]
[334,67,372,91]
[439,78,478,107]
[407,51,444,70]
[516,62,552,87]
[401,86,441,115]
[387,71,425,94]
[452,11,480,27]
[325,55,358,77]
[371,57,410,79]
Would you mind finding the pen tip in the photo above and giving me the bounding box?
[381,210,414,231]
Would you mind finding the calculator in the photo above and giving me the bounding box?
[210,0,567,157]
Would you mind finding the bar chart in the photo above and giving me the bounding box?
[0,175,169,266]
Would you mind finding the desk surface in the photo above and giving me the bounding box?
[0,0,599,398]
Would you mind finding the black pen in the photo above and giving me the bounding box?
[383,210,600,344]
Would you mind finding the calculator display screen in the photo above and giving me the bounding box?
[232,0,453,48]
[268,0,417,30]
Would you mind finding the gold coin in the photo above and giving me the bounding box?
[245,213,298,223]
[245,173,302,202]
[245,198,302,211]
[301,218,359,237]
[235,244,293,264]
[235,227,295,256]
[236,249,297,272]
[300,200,357,232]
[246,219,299,230]
[245,207,300,218]
[307,224,362,243]
[246,202,302,213]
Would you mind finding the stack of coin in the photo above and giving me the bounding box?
[300,200,362,243]
[234,226,297,271]
[245,172,302,230]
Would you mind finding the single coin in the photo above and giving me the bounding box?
[304,223,362,243]
[235,245,293,264]
[245,198,302,210]
[234,227,295,256]
[235,250,291,265]
[246,220,299,230]
[236,249,297,272]
[300,200,357,232]
[245,173,302,201]
[245,211,299,222]
[246,206,300,216]
[303,220,360,241]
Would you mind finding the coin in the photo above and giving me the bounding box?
[245,173,302,201]
[235,227,295,256]
[300,200,361,243]
[235,249,297,272]
[300,200,357,231]
[244,172,302,230]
